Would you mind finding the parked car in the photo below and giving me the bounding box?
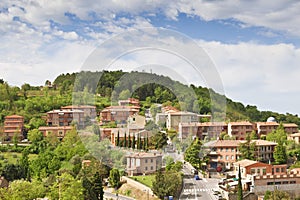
[194,175,201,180]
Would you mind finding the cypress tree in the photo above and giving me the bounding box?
[93,172,104,200]
[237,164,243,200]
[132,134,136,149]
[124,132,127,148]
[128,133,131,148]
[116,131,120,147]
[143,136,146,151]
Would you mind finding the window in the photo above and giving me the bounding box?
[151,159,153,163]
[145,159,148,163]
[231,155,234,160]
[231,148,234,152]
[290,181,296,184]
[226,156,229,160]
[281,168,285,172]
[282,181,288,184]
[251,169,255,174]
[276,168,280,173]
[145,167,148,170]
[257,169,260,174]
[226,148,228,152]
[263,169,266,175]
[220,148,223,152]
[150,166,153,170]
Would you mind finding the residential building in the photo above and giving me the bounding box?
[178,122,202,140]
[255,122,279,136]
[38,126,72,139]
[233,159,272,179]
[227,121,254,140]
[283,123,299,134]
[288,132,300,144]
[118,98,140,107]
[61,105,97,119]
[100,106,139,124]
[3,115,24,140]
[204,140,277,170]
[126,152,162,176]
[47,109,84,128]
[166,111,201,131]
[127,114,145,128]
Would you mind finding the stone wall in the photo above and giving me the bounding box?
[121,176,154,196]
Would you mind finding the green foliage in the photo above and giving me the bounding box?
[150,131,168,150]
[1,163,26,182]
[109,168,120,188]
[238,133,256,160]
[266,123,287,143]
[184,138,202,170]
[264,189,290,200]
[274,142,287,164]
[237,165,243,200]
[166,161,183,172]
[152,169,183,199]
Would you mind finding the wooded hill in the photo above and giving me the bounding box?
[0,70,300,126]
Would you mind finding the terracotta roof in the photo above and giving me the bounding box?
[200,122,227,127]
[204,139,277,147]
[233,159,258,167]
[256,122,279,126]
[38,126,72,130]
[47,109,84,114]
[126,152,162,158]
[5,115,24,119]
[228,121,253,126]
[169,111,198,116]
[61,105,96,109]
[283,123,298,128]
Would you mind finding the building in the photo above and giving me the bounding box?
[166,111,201,131]
[256,122,279,136]
[110,128,152,147]
[3,115,24,140]
[38,126,72,139]
[178,122,202,140]
[204,140,277,170]
[233,159,272,179]
[127,114,145,128]
[283,123,299,134]
[227,121,254,140]
[118,98,140,107]
[100,106,140,124]
[288,132,300,144]
[61,105,97,119]
[47,109,85,128]
[126,152,162,176]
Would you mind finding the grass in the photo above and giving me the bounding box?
[131,175,155,188]
[0,152,38,165]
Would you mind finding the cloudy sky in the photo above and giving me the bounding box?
[1,0,300,115]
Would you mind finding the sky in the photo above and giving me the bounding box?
[1,0,300,116]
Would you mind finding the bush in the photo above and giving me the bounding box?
[12,154,18,158]
[0,155,4,160]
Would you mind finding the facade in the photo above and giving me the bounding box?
[126,152,162,176]
[38,126,72,139]
[100,106,139,124]
[61,105,97,119]
[47,109,84,128]
[288,132,300,144]
[283,123,299,134]
[256,122,279,136]
[233,159,272,179]
[227,121,254,140]
[166,111,200,131]
[4,115,24,140]
[127,114,145,128]
[118,98,140,107]
[204,140,277,170]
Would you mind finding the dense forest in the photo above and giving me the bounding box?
[1,70,300,126]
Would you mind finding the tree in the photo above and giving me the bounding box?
[184,138,202,170]
[19,148,30,181]
[124,132,127,148]
[132,134,136,149]
[238,133,256,160]
[92,172,104,200]
[118,89,131,100]
[274,142,287,164]
[128,133,131,148]
[250,130,258,139]
[237,165,243,200]
[1,163,25,182]
[109,168,120,188]
[151,131,168,150]
[264,189,290,200]
[152,169,182,199]
[266,123,287,143]
[116,131,120,147]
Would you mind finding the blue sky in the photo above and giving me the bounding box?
[1,0,300,116]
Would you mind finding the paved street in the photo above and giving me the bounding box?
[180,164,220,200]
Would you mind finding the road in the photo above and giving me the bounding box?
[104,191,135,200]
[179,164,220,200]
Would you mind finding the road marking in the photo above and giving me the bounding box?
[183,188,214,193]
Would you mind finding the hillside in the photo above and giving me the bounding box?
[0,70,300,126]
